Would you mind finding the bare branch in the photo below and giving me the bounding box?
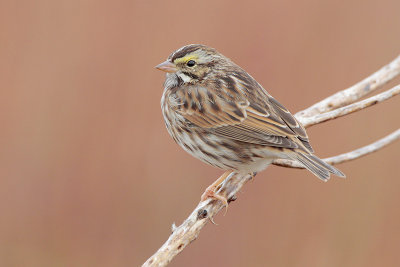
[300,85,400,127]
[296,54,400,119]
[323,128,400,164]
[273,129,400,168]
[142,172,252,267]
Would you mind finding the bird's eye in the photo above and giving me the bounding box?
[186,60,196,67]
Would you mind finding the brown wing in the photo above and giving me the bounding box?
[171,71,313,152]
[267,97,314,152]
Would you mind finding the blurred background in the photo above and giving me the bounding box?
[1,0,400,266]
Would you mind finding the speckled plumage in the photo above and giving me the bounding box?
[158,44,344,180]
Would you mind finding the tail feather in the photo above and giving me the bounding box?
[289,152,346,181]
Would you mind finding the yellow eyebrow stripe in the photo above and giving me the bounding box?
[174,55,198,64]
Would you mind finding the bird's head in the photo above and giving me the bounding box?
[156,44,228,87]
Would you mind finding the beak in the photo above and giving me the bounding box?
[155,60,177,73]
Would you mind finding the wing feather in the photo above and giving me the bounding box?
[171,70,313,152]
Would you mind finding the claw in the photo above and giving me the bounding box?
[200,171,232,216]
[209,216,218,225]
[201,188,229,215]
[250,172,257,181]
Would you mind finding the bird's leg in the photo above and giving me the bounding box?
[200,170,232,208]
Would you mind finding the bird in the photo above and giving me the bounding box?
[155,44,345,206]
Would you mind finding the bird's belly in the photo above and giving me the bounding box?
[172,128,286,174]
[162,103,286,174]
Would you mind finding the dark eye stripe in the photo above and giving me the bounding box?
[182,71,199,80]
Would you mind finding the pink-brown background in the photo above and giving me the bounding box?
[1,0,399,266]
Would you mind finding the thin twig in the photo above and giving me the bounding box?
[296,54,400,119]
[323,128,400,164]
[273,129,400,168]
[299,85,400,127]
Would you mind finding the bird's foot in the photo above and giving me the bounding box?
[200,187,229,216]
[200,171,232,215]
